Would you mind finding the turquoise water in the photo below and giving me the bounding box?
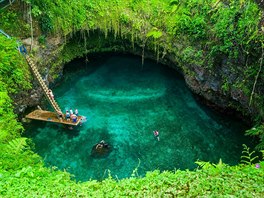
[24,54,253,181]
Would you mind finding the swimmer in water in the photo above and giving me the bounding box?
[153,130,160,141]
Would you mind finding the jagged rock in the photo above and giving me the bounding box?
[21,118,31,123]
[22,38,33,46]
[18,105,27,113]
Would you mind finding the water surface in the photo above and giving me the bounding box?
[24,55,253,181]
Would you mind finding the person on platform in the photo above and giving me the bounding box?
[66,110,70,121]
[70,109,73,115]
[58,111,63,122]
[71,114,77,123]
[75,109,78,116]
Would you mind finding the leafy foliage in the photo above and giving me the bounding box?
[0,159,264,197]
[0,0,264,197]
[27,0,263,115]
[0,35,31,94]
[246,125,264,150]
[0,87,24,143]
[0,35,31,144]
[196,158,225,170]
[240,144,259,164]
[0,7,31,37]
[7,138,28,154]
[147,28,163,39]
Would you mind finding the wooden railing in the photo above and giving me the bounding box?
[25,55,63,117]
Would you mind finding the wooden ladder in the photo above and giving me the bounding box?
[25,55,63,117]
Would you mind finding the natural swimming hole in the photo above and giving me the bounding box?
[24,54,254,181]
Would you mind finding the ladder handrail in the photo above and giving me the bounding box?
[25,55,64,117]
[0,29,11,38]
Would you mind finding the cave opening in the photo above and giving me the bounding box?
[24,53,255,181]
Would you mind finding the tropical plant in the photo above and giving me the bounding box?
[240,144,259,165]
[246,125,264,150]
[0,0,264,197]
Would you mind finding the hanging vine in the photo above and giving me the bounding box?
[249,42,264,106]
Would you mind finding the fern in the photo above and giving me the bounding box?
[7,138,28,154]
[245,125,264,136]
[261,150,264,159]
[240,144,259,165]
[195,160,213,169]
[245,125,264,150]
[196,159,225,170]
[256,141,264,150]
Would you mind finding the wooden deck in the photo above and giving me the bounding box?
[25,110,82,126]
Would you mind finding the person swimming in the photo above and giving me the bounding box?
[153,130,160,141]
[80,116,87,126]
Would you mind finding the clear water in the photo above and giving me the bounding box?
[24,54,253,181]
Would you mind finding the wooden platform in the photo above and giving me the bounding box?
[25,110,82,126]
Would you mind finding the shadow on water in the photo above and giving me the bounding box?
[23,54,257,181]
[61,126,81,138]
[193,95,258,146]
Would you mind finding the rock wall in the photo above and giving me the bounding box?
[15,31,263,124]
[13,35,65,114]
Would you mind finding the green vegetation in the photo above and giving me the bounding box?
[246,125,264,150]
[0,35,31,142]
[1,161,264,197]
[0,37,31,93]
[0,0,264,196]
[27,0,264,116]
